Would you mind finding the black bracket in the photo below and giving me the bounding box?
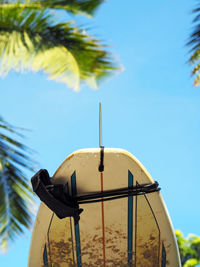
[31,169,83,223]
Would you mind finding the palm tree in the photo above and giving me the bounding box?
[188,1,200,86]
[0,118,35,251]
[0,0,117,251]
[0,0,116,91]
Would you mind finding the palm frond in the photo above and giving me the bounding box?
[0,0,104,16]
[0,8,117,90]
[0,117,35,252]
[187,4,200,86]
[0,118,34,170]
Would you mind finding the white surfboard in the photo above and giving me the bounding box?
[28,148,181,266]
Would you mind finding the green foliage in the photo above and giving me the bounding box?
[0,117,35,252]
[187,3,200,86]
[175,230,200,266]
[0,0,104,16]
[0,1,117,91]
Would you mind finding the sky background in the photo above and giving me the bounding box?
[0,0,200,266]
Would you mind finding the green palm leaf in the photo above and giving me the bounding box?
[187,4,200,86]
[0,8,117,90]
[0,0,104,16]
[0,117,35,251]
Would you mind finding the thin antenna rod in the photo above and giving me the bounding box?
[99,103,102,147]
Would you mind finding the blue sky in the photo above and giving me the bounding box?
[0,0,200,266]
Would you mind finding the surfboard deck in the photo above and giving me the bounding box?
[28,148,181,267]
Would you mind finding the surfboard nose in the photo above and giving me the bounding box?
[28,148,181,267]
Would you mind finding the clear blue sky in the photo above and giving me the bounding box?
[1,0,199,266]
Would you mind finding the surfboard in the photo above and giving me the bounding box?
[28,148,181,267]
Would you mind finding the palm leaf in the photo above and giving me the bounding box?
[0,117,35,251]
[0,0,104,17]
[0,8,117,90]
[187,3,200,86]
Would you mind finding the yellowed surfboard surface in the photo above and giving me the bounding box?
[28,148,181,267]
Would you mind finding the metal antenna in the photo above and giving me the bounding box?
[99,103,102,147]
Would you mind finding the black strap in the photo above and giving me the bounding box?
[74,182,160,204]
[31,169,160,221]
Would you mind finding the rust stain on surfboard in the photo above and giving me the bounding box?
[81,226,128,266]
[137,241,160,267]
[136,229,160,267]
[48,239,75,267]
